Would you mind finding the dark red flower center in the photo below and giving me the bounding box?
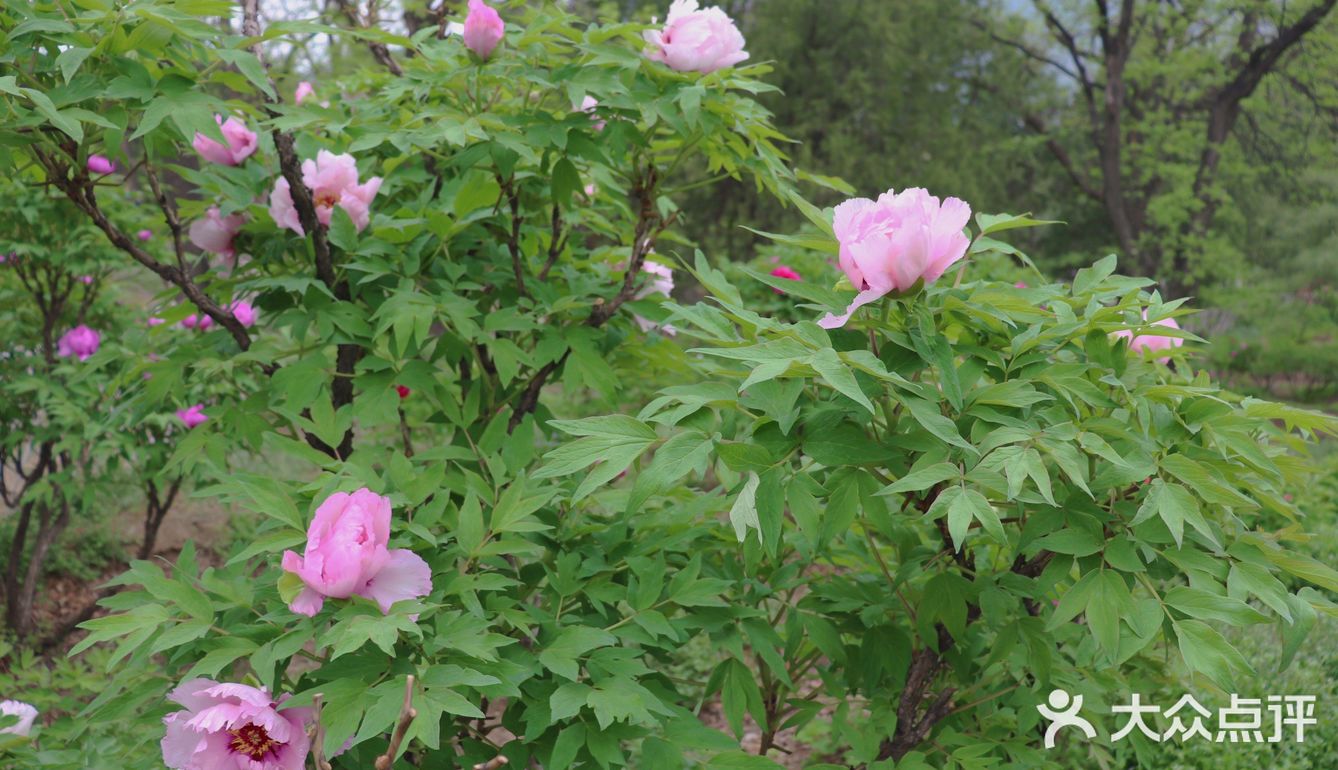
[314,191,341,208]
[228,723,280,761]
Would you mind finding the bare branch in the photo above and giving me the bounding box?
[374,676,417,770]
[331,0,406,75]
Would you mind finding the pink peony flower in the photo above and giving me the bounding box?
[57,325,100,361]
[281,488,432,617]
[87,154,115,174]
[581,96,605,131]
[189,207,246,259]
[294,81,315,105]
[269,151,382,236]
[463,0,505,60]
[1112,312,1183,364]
[643,0,748,74]
[192,115,258,166]
[138,229,153,241]
[769,265,800,293]
[160,679,309,770]
[176,404,208,428]
[181,314,214,331]
[230,300,257,328]
[818,188,971,329]
[0,700,38,737]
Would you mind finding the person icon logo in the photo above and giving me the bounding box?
[1036,688,1097,748]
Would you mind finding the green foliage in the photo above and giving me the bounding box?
[542,227,1338,763]
[2,1,1336,768]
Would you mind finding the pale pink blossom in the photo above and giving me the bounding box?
[0,700,38,737]
[633,260,677,336]
[818,188,971,329]
[79,275,93,285]
[281,488,432,617]
[192,115,258,166]
[87,154,115,174]
[269,151,382,235]
[176,404,208,428]
[463,0,505,60]
[189,207,246,259]
[581,96,605,131]
[294,81,315,105]
[148,316,167,327]
[160,679,309,770]
[644,0,748,74]
[1113,312,1183,364]
[231,300,257,328]
[57,325,100,361]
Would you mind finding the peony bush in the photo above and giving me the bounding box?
[1,1,1336,769]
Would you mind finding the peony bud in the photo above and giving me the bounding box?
[462,0,505,60]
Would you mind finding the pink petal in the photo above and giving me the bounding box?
[355,549,432,614]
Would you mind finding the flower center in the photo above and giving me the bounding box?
[314,191,341,208]
[228,723,280,761]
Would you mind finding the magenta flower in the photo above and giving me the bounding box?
[269,151,382,235]
[57,325,100,361]
[160,679,309,770]
[281,488,432,617]
[818,188,971,329]
[79,275,94,285]
[644,0,748,74]
[87,154,115,174]
[230,300,257,328]
[181,314,214,331]
[138,229,153,241]
[1014,280,1028,289]
[463,0,505,60]
[769,265,800,293]
[189,206,246,260]
[0,700,38,737]
[294,81,315,105]
[192,115,258,166]
[176,404,208,428]
[1112,312,1184,364]
[148,316,167,327]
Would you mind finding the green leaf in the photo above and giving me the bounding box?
[55,47,93,83]
[327,205,358,251]
[880,463,960,495]
[903,398,978,455]
[1174,619,1252,690]
[1032,528,1104,557]
[807,348,875,414]
[1164,586,1269,626]
[974,212,1062,237]
[216,49,277,99]
[539,626,617,680]
[728,473,761,543]
[551,157,581,207]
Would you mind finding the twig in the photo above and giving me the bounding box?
[309,693,332,770]
[373,675,417,770]
[473,758,509,770]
